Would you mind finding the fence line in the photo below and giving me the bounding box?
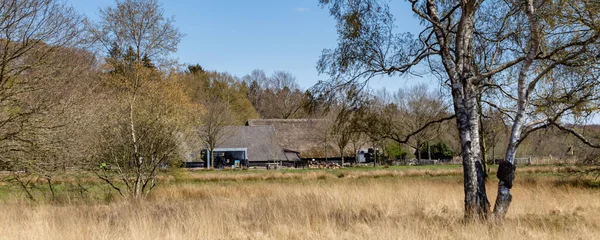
[393,157,534,166]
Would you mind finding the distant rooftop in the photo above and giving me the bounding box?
[216,125,286,162]
[246,118,337,158]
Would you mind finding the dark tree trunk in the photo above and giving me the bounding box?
[478,97,488,176]
[493,159,515,219]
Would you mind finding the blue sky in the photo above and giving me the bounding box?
[68,0,436,91]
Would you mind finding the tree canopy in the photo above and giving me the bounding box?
[318,0,600,219]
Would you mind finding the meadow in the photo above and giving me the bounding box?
[0,165,598,240]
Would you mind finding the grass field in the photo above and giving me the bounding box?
[0,165,598,239]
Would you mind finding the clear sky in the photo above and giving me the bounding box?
[67,0,436,91]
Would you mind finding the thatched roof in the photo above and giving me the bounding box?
[246,119,338,158]
[180,119,339,162]
[216,125,288,162]
[179,125,290,162]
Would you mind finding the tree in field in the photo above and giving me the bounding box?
[90,0,185,199]
[329,87,365,166]
[94,64,191,199]
[0,0,87,200]
[318,0,600,219]
[181,69,252,169]
[391,85,453,160]
[348,130,367,164]
[353,85,454,161]
[197,97,234,169]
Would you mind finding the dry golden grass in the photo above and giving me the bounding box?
[175,165,589,183]
[0,171,599,240]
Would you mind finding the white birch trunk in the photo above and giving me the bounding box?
[453,1,490,219]
[130,71,142,199]
[493,0,540,220]
[454,87,490,219]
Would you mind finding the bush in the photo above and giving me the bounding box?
[386,143,408,160]
[417,142,455,159]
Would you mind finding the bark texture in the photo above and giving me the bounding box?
[494,160,515,218]
[493,0,539,220]
[455,92,490,219]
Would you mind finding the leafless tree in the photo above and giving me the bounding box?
[392,85,451,160]
[267,87,307,119]
[92,59,195,200]
[329,86,366,166]
[246,70,308,119]
[353,85,454,161]
[0,0,87,200]
[474,1,600,219]
[197,98,234,169]
[318,0,600,219]
[268,71,300,90]
[242,69,269,89]
[480,109,508,163]
[328,110,352,166]
[243,69,269,111]
[92,0,183,65]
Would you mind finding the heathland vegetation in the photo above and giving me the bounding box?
[1,166,599,239]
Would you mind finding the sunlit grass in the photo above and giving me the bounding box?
[0,166,598,239]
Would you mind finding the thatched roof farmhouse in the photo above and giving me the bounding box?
[246,119,338,159]
[215,125,288,162]
[181,119,339,167]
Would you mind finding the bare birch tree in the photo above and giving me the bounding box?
[90,0,184,199]
[92,0,183,66]
[93,61,195,200]
[318,0,600,220]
